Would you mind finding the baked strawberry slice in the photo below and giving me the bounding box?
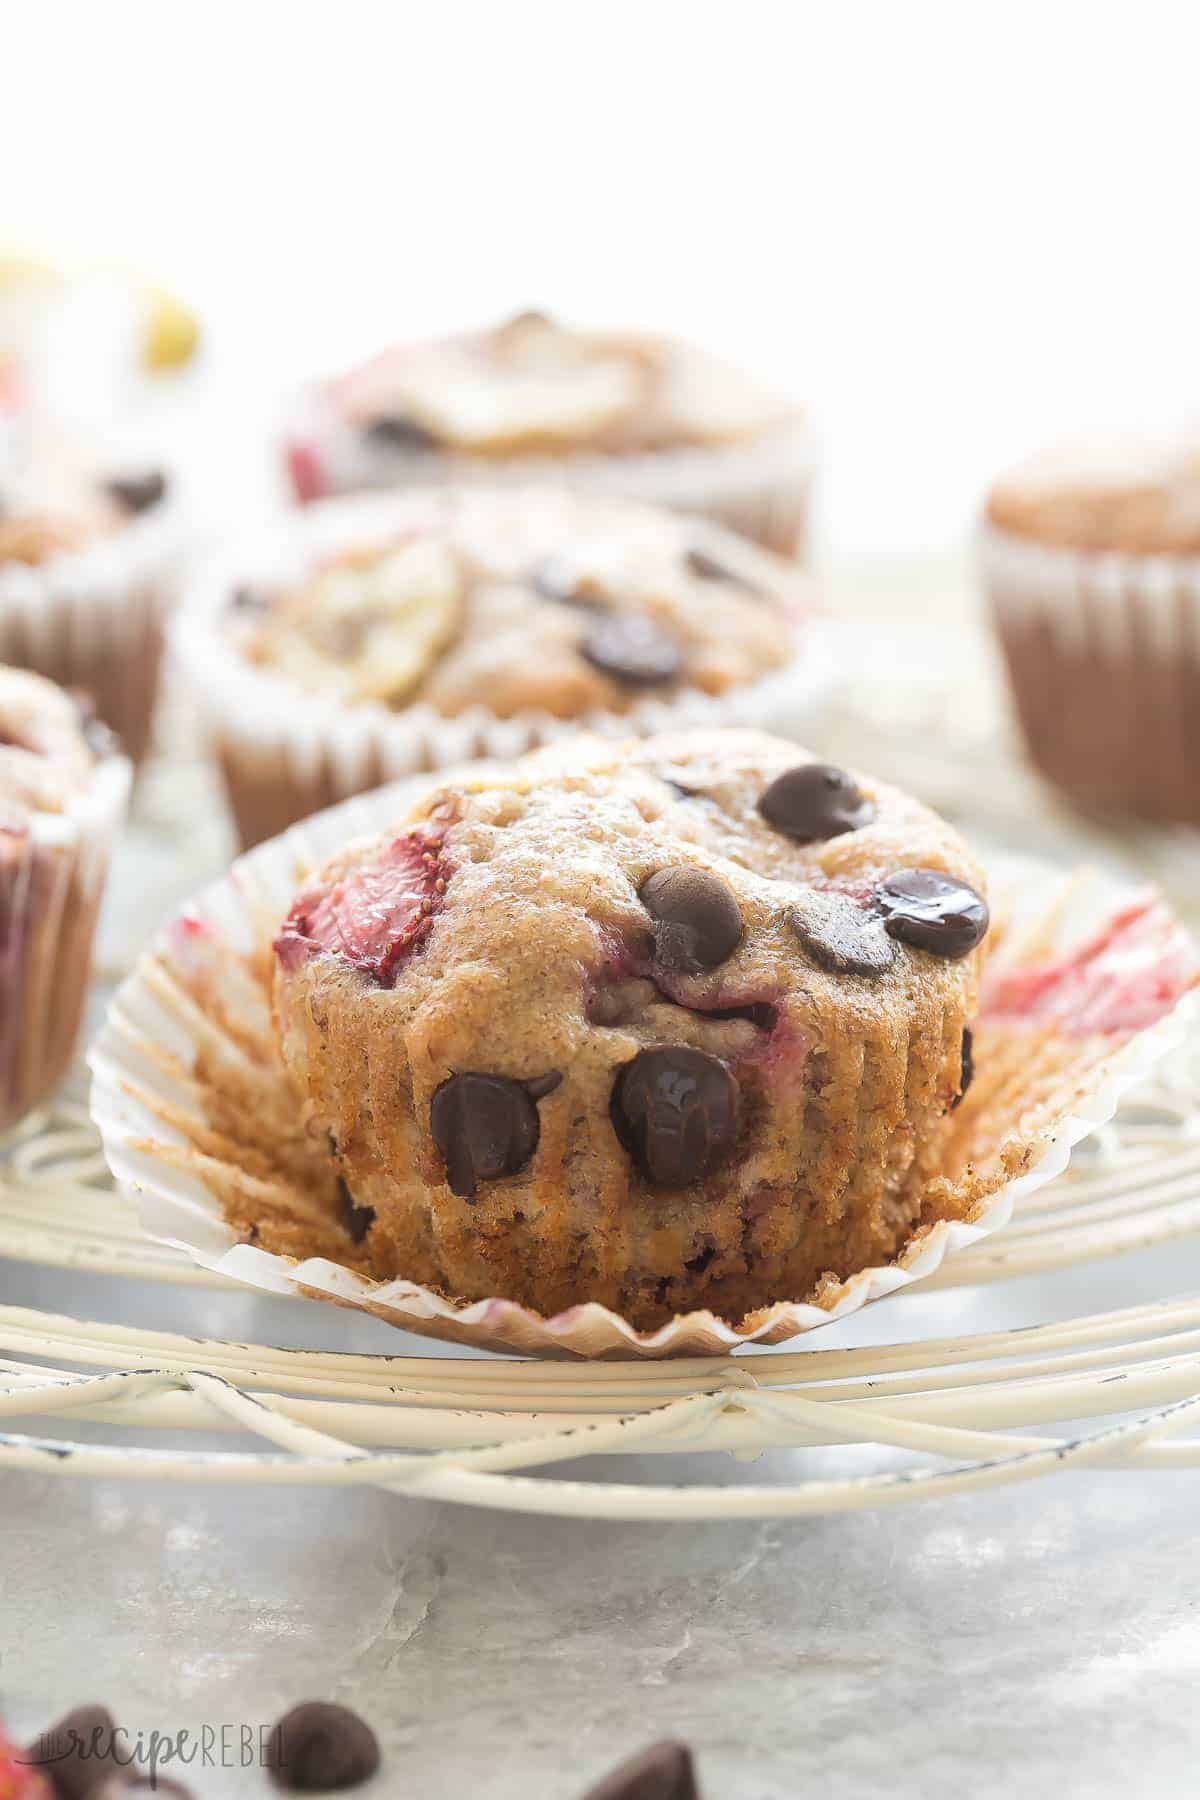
[275,826,451,987]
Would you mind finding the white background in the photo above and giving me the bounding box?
[6,0,1200,555]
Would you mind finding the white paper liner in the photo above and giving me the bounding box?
[89,771,1200,1358]
[284,388,817,559]
[0,496,184,763]
[171,490,837,847]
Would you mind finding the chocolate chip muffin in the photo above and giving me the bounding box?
[192,486,814,848]
[982,438,1200,823]
[0,665,129,1130]
[283,309,813,557]
[272,730,988,1329]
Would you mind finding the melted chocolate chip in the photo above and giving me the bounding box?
[24,1704,124,1800]
[790,890,894,976]
[335,1177,376,1244]
[582,1740,700,1800]
[580,616,683,687]
[953,1026,975,1108]
[430,1072,550,1198]
[611,1047,738,1188]
[364,413,441,452]
[685,545,765,599]
[105,469,167,514]
[875,869,990,960]
[758,762,875,842]
[266,1702,380,1792]
[640,865,743,974]
[523,1070,563,1101]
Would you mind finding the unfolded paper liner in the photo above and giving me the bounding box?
[283,392,817,560]
[89,771,1200,1358]
[981,522,1200,825]
[0,500,184,763]
[2,751,131,1132]
[170,491,837,849]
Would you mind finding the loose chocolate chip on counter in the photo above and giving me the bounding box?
[640,865,743,974]
[580,616,683,688]
[758,762,875,842]
[685,544,765,598]
[363,413,440,452]
[611,1047,738,1188]
[581,1739,700,1800]
[335,1177,376,1245]
[953,1025,975,1108]
[24,1703,123,1800]
[875,869,990,960]
[105,470,167,514]
[431,1072,546,1199]
[790,890,894,977]
[266,1702,380,1793]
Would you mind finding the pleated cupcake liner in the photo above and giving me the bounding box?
[88,772,1200,1358]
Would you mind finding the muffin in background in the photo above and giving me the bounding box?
[176,486,822,848]
[0,665,129,1131]
[982,438,1200,825]
[282,310,814,559]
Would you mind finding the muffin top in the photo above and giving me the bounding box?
[318,311,797,458]
[986,438,1200,553]
[0,665,115,823]
[228,488,806,720]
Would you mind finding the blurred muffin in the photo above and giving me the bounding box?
[283,310,814,558]
[0,665,129,1131]
[178,486,819,847]
[982,438,1200,824]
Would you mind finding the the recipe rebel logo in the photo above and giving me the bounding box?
[20,1719,276,1787]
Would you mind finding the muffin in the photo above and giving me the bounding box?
[269,729,988,1330]
[283,310,814,558]
[0,665,130,1131]
[0,393,176,762]
[982,438,1200,823]
[179,486,819,848]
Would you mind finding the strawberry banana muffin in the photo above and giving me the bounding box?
[270,730,988,1328]
[0,384,173,762]
[0,666,129,1131]
[283,310,813,557]
[201,487,811,847]
[983,438,1200,824]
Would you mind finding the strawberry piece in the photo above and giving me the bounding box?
[276,826,450,987]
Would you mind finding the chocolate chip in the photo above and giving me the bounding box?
[582,1739,699,1800]
[875,869,990,960]
[529,556,604,609]
[363,413,440,452]
[24,1704,124,1800]
[105,470,167,514]
[266,1702,379,1792]
[640,865,742,974]
[523,1070,563,1101]
[580,616,683,687]
[953,1026,974,1108]
[686,545,765,599]
[430,1072,545,1198]
[611,1048,738,1188]
[335,1177,375,1245]
[790,890,894,976]
[758,762,875,842]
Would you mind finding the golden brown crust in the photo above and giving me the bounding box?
[987,441,1200,553]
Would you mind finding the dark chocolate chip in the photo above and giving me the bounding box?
[23,1704,124,1800]
[758,762,875,842]
[686,545,765,599]
[335,1177,375,1245]
[582,1739,699,1800]
[580,616,683,688]
[953,1026,974,1109]
[105,470,167,514]
[523,1070,563,1101]
[529,556,605,609]
[640,865,743,974]
[875,869,990,960]
[790,890,894,977]
[430,1072,544,1198]
[363,413,440,452]
[611,1047,738,1188]
[266,1702,379,1792]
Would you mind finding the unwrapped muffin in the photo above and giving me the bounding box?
[0,665,129,1131]
[282,310,814,558]
[269,730,988,1329]
[982,437,1200,824]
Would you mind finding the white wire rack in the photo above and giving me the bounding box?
[4,628,1200,1519]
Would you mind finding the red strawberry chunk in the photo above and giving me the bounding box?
[275,826,450,987]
